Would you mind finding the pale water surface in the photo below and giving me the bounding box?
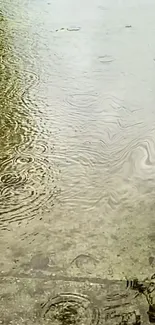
[0,0,155,284]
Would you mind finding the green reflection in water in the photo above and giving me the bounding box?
[0,10,35,160]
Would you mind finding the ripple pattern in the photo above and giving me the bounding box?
[41,293,100,325]
[56,88,155,212]
[0,25,37,156]
[0,18,61,227]
[0,152,60,225]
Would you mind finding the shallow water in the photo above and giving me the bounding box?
[0,0,155,282]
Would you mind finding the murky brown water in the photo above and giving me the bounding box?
[0,0,155,284]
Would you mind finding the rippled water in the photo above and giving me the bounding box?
[0,0,155,281]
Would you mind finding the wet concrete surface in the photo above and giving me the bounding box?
[0,0,155,323]
[0,274,155,324]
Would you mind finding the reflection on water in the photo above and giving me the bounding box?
[0,0,155,281]
[0,10,60,226]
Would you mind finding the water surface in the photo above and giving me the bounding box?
[0,0,155,281]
